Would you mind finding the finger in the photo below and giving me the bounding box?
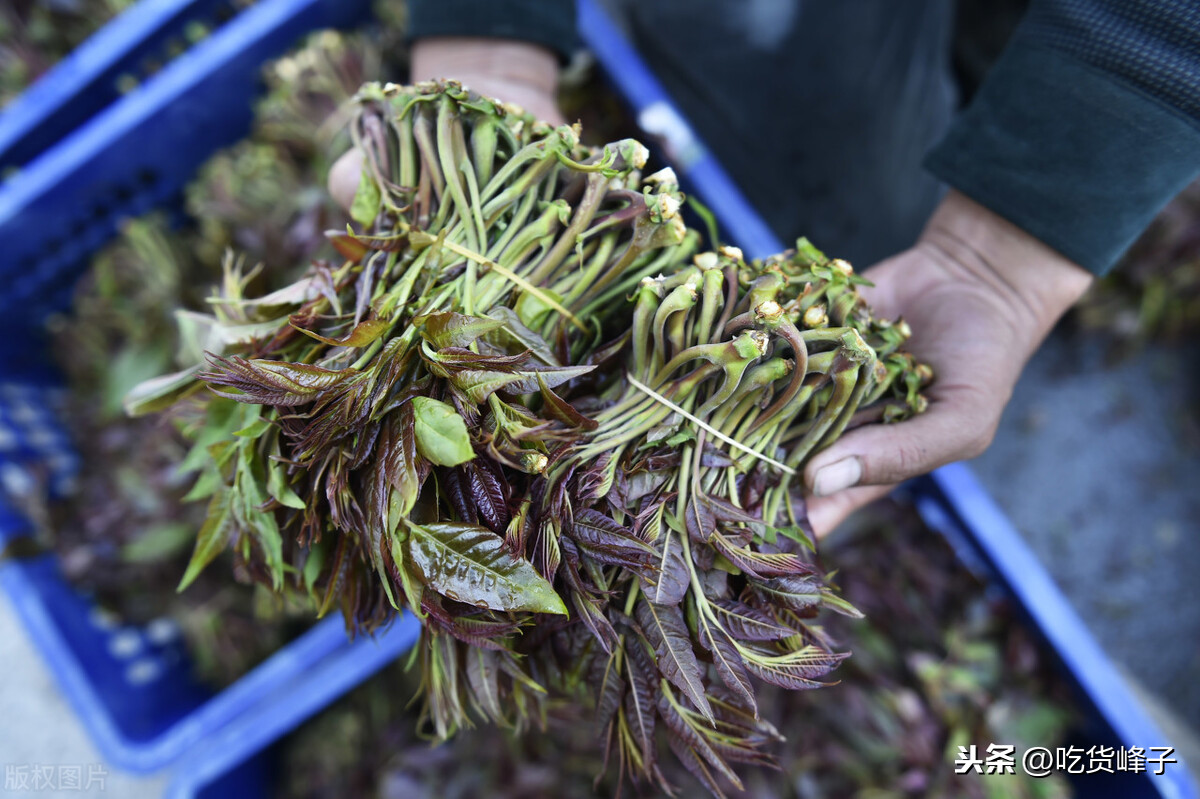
[328,147,364,213]
[807,483,895,539]
[804,386,996,494]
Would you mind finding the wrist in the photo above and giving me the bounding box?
[917,189,1093,344]
[412,37,559,112]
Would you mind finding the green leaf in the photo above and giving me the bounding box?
[179,398,255,475]
[233,416,271,438]
[466,648,504,723]
[448,369,524,404]
[663,428,696,448]
[104,343,171,418]
[207,274,326,311]
[122,522,193,564]
[411,397,474,466]
[350,167,382,227]
[267,457,305,510]
[124,365,203,416]
[766,524,815,551]
[182,466,222,503]
[794,236,827,266]
[514,286,566,330]
[390,536,426,620]
[404,521,567,614]
[415,311,503,349]
[502,364,595,395]
[485,307,560,365]
[302,538,329,593]
[234,447,285,590]
[216,318,293,348]
[178,490,234,591]
[820,589,865,619]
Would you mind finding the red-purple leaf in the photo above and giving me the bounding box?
[712,600,795,642]
[328,232,369,263]
[594,651,625,737]
[642,530,689,606]
[441,467,476,524]
[203,355,357,406]
[568,509,657,571]
[290,317,390,348]
[571,592,619,655]
[538,377,599,430]
[658,683,741,789]
[683,493,716,544]
[624,639,658,770]
[740,647,847,690]
[709,532,815,579]
[697,620,757,715]
[636,600,713,723]
[666,733,731,799]
[464,459,510,534]
[751,575,822,612]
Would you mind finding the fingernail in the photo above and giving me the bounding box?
[812,457,861,497]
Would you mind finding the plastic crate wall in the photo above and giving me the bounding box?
[0,0,422,795]
[0,0,372,353]
[0,0,255,174]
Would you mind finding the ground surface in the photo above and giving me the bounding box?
[971,328,1200,732]
[0,592,165,799]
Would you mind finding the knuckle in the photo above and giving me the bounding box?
[881,439,927,482]
[962,419,999,459]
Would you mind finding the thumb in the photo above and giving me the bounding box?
[803,394,994,495]
[328,147,365,213]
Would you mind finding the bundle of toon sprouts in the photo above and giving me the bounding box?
[131,80,931,796]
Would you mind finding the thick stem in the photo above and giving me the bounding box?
[526,172,610,287]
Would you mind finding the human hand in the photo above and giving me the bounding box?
[804,190,1094,536]
[329,36,563,209]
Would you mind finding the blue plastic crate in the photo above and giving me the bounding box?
[0,0,421,793]
[0,387,421,793]
[0,0,374,356]
[0,0,246,175]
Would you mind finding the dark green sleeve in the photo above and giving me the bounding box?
[407,0,578,62]
[925,0,1200,275]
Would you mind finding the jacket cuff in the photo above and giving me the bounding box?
[925,41,1200,275]
[408,0,578,62]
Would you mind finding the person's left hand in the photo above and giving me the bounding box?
[803,190,1094,536]
[329,36,563,209]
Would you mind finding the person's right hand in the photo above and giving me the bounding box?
[329,36,563,209]
[803,190,1094,536]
